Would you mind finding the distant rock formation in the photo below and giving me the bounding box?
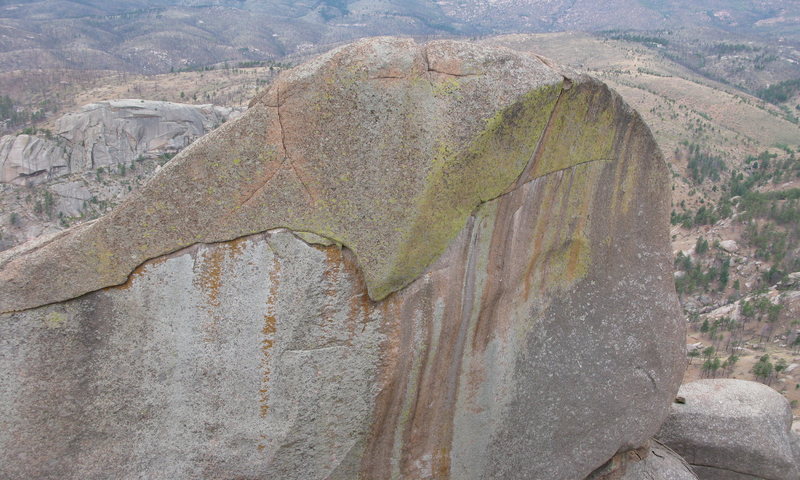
[0,99,239,185]
[657,379,800,480]
[0,37,684,479]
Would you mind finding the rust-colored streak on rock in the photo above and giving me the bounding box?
[198,249,224,309]
[361,219,487,479]
[360,294,407,478]
[260,254,281,418]
[197,247,227,343]
[339,247,375,341]
[401,219,482,479]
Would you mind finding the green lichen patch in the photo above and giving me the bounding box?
[378,83,563,300]
[528,80,617,180]
[44,311,66,329]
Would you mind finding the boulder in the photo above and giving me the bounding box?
[0,100,238,185]
[777,271,800,290]
[586,441,699,480]
[657,379,800,480]
[0,38,684,480]
[718,240,739,253]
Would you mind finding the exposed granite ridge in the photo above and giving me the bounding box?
[0,37,685,480]
[2,37,569,312]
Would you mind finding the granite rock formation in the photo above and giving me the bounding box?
[0,99,238,185]
[657,379,800,480]
[0,37,684,480]
[587,441,699,480]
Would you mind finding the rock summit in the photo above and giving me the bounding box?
[0,37,684,480]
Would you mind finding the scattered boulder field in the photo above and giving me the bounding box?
[0,37,796,479]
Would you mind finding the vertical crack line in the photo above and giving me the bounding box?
[507,79,568,193]
[448,215,481,402]
[275,91,289,159]
[288,161,317,204]
[274,92,317,204]
[421,45,434,87]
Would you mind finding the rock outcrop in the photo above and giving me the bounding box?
[0,38,684,479]
[587,441,699,480]
[657,379,800,480]
[0,99,238,185]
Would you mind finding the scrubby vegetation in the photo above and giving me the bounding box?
[685,143,726,184]
[757,79,800,105]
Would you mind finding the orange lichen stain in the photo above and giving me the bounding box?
[228,236,247,256]
[340,247,376,331]
[260,255,281,418]
[196,240,249,343]
[198,248,226,309]
[257,444,266,451]
[195,239,248,309]
[435,448,451,478]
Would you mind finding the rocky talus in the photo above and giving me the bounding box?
[0,37,684,479]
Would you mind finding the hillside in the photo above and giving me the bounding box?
[1,1,798,75]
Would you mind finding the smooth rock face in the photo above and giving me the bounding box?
[0,100,237,185]
[0,38,684,480]
[586,441,699,480]
[657,379,800,480]
[0,133,67,184]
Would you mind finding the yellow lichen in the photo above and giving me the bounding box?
[44,311,66,329]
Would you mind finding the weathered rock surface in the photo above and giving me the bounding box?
[586,441,699,480]
[657,379,800,480]
[0,99,238,185]
[0,133,67,184]
[718,240,739,253]
[0,37,684,480]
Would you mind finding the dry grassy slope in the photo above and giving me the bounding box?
[0,65,278,135]
[484,33,799,161]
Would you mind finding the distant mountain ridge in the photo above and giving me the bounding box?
[1,0,798,73]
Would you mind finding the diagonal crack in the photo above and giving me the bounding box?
[426,67,483,78]
[241,160,286,207]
